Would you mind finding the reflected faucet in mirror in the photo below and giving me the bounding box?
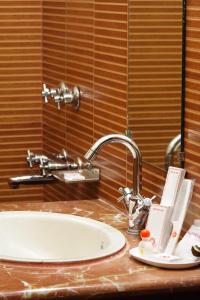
[128,0,184,170]
[84,134,154,235]
[165,134,182,171]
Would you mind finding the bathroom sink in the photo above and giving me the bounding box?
[0,211,126,263]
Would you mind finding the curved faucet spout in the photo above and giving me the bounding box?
[84,134,142,196]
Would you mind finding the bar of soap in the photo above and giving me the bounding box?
[64,172,85,181]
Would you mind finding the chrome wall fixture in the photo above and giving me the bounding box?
[41,81,80,110]
[9,149,99,188]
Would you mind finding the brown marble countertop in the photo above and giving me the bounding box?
[0,199,199,300]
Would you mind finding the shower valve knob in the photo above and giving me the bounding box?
[62,92,73,103]
[54,94,63,110]
[27,150,35,168]
[50,88,58,98]
[56,149,68,161]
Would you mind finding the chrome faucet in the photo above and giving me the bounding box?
[84,134,153,235]
[84,134,141,196]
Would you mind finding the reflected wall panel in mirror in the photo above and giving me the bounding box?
[184,0,200,227]
[128,0,183,170]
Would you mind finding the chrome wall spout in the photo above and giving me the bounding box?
[9,175,56,189]
[84,134,142,196]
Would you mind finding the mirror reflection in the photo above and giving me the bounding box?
[128,0,183,170]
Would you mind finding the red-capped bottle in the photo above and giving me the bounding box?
[138,229,154,257]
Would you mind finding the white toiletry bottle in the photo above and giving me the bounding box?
[138,229,154,257]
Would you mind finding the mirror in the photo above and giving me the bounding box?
[128,0,185,170]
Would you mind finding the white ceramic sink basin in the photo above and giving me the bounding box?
[0,211,126,263]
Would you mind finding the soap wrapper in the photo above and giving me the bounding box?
[64,172,85,181]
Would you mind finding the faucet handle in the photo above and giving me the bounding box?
[39,157,48,176]
[58,81,69,94]
[27,150,50,168]
[56,149,68,161]
[62,86,80,110]
[118,187,133,209]
[41,83,50,103]
[143,195,156,206]
[27,150,35,168]
[118,187,133,198]
[54,94,63,110]
[119,187,133,196]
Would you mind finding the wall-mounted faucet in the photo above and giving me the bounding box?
[41,82,80,110]
[27,149,77,176]
[84,134,153,235]
[9,149,72,188]
[9,149,99,188]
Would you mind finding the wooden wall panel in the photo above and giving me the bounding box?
[184,0,200,228]
[128,0,182,169]
[0,0,43,202]
[43,0,98,201]
[42,0,68,201]
[64,0,97,200]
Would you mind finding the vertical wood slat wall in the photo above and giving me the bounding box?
[184,0,200,228]
[0,0,43,202]
[128,0,182,169]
